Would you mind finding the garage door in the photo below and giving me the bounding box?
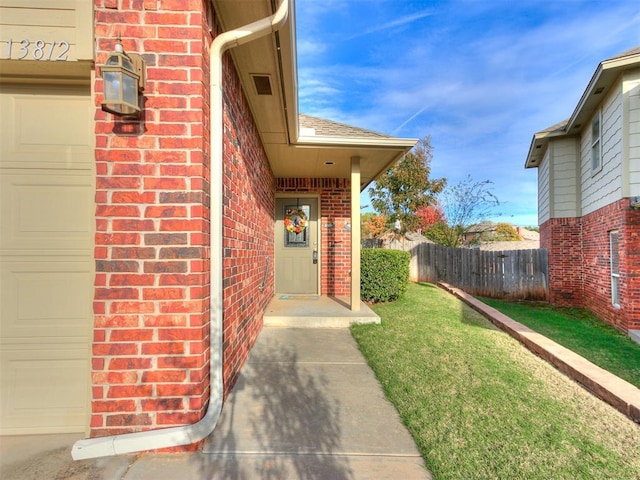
[0,84,94,434]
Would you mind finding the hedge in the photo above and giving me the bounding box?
[361,249,410,303]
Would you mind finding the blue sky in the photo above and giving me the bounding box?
[295,0,640,227]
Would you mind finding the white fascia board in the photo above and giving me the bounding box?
[567,53,640,131]
[525,127,572,169]
[295,135,418,150]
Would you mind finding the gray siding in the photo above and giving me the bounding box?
[538,149,550,224]
[627,69,640,196]
[552,137,579,218]
[580,83,624,215]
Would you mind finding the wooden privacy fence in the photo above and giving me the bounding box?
[406,243,548,300]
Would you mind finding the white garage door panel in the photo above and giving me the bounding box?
[0,84,93,435]
[0,346,90,434]
[1,260,92,341]
[0,86,93,170]
[0,173,93,252]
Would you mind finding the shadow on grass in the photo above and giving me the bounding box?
[412,282,498,331]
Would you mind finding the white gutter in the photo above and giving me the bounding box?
[296,135,418,149]
[72,0,289,460]
[566,51,640,133]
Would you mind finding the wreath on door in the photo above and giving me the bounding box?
[284,208,308,234]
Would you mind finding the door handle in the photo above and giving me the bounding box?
[312,250,318,264]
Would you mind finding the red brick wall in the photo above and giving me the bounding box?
[221,53,275,392]
[276,178,352,297]
[542,198,640,333]
[623,205,640,331]
[540,217,583,306]
[92,0,212,441]
[92,0,275,444]
[582,199,640,333]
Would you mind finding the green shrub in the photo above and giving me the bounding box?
[361,249,410,303]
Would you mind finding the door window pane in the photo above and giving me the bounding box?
[284,205,309,247]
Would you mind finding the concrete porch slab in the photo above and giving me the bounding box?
[264,295,380,328]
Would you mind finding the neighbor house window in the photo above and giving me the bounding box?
[591,112,602,174]
[610,230,620,307]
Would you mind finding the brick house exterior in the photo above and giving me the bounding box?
[525,47,640,340]
[0,0,418,454]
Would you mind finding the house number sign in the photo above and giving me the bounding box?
[1,39,70,61]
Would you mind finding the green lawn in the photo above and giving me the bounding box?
[351,282,640,480]
[478,296,640,389]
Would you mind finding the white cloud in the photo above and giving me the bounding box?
[295,0,640,224]
[296,39,326,56]
[344,9,437,40]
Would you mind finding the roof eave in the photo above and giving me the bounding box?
[525,49,640,169]
[295,135,418,192]
[365,150,411,192]
[524,133,547,169]
[566,50,640,132]
[525,121,571,168]
[524,131,559,169]
[295,135,418,150]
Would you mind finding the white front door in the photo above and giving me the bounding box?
[275,197,319,294]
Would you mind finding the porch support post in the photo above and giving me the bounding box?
[350,156,361,311]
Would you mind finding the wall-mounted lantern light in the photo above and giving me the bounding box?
[100,38,145,117]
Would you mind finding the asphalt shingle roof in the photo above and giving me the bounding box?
[299,114,392,139]
[538,119,570,136]
[605,45,640,62]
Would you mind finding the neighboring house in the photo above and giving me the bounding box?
[0,0,416,457]
[478,227,540,252]
[460,222,537,249]
[461,221,499,245]
[525,46,640,342]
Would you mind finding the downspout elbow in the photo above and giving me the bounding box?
[211,0,289,57]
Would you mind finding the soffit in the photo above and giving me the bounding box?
[212,0,292,145]
[524,119,569,169]
[213,0,417,190]
[272,114,417,189]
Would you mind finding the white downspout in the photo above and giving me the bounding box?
[72,0,289,460]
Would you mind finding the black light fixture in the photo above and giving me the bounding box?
[100,38,145,117]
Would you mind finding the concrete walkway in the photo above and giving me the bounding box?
[0,328,431,480]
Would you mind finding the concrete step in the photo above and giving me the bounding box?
[263,295,380,328]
